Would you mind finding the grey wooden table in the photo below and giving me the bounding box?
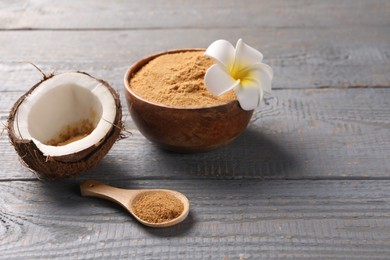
[1,0,390,259]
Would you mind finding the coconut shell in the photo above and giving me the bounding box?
[7,72,123,180]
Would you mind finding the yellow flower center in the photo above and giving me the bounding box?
[230,63,255,87]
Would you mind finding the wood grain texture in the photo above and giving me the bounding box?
[0,0,389,30]
[1,1,390,258]
[0,179,389,259]
[1,26,389,90]
[1,88,389,180]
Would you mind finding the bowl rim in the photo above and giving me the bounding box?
[123,48,241,111]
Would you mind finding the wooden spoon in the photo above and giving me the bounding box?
[80,180,190,228]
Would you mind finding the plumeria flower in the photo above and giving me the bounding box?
[204,39,273,110]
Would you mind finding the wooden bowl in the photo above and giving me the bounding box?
[123,49,253,153]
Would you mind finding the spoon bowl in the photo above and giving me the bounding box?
[80,180,190,228]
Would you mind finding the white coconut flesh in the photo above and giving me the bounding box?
[14,72,117,157]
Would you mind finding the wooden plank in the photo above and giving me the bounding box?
[1,1,389,258]
[0,179,389,258]
[1,26,390,91]
[1,88,389,180]
[0,0,389,29]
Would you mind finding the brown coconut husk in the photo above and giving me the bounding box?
[7,72,123,180]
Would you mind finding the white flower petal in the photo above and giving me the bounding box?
[204,39,235,69]
[238,75,264,107]
[234,85,260,111]
[246,63,273,93]
[234,39,264,68]
[205,64,240,96]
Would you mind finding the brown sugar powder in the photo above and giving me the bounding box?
[46,119,94,146]
[133,191,184,223]
[129,51,236,108]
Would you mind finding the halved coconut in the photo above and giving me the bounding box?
[8,72,122,180]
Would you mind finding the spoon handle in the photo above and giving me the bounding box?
[80,180,132,209]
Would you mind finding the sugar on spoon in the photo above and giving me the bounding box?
[80,180,190,228]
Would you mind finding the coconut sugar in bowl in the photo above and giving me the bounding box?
[124,49,253,153]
